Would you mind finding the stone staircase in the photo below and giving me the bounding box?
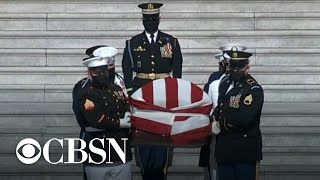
[0,0,320,179]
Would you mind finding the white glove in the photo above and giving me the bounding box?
[212,121,221,135]
[119,112,131,128]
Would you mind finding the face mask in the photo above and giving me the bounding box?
[143,19,160,34]
[229,70,246,82]
[90,66,109,89]
[108,67,115,83]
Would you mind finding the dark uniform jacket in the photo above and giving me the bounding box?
[214,74,264,163]
[72,78,132,164]
[199,71,224,167]
[122,30,183,92]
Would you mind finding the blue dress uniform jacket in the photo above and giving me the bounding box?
[122,31,183,92]
[214,74,264,163]
[72,78,132,164]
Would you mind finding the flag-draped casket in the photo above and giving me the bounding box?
[129,78,213,147]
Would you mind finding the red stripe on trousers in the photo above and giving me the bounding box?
[165,78,179,109]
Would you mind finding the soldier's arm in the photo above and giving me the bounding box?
[225,86,264,132]
[172,38,183,78]
[72,81,87,128]
[80,90,120,130]
[121,40,134,92]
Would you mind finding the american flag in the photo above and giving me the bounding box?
[129,78,213,146]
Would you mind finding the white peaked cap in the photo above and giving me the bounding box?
[83,47,118,67]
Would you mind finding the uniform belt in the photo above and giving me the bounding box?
[136,73,170,80]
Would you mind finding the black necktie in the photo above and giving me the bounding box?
[150,33,155,45]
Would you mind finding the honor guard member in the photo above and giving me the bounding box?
[121,2,183,180]
[199,53,225,180]
[86,45,128,97]
[199,44,247,180]
[211,46,264,180]
[72,46,132,180]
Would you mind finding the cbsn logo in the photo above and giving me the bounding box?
[16,138,128,165]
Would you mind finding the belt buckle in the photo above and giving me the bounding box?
[148,73,156,80]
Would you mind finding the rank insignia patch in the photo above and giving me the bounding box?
[84,99,95,111]
[244,94,253,105]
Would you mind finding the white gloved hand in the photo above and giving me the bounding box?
[212,121,221,135]
[119,112,131,128]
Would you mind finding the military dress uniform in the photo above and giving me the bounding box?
[121,2,183,180]
[199,45,249,180]
[213,48,264,180]
[72,46,132,180]
[122,30,183,92]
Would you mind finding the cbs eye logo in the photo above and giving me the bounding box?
[15,138,41,164]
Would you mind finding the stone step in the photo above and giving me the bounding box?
[1,1,320,13]
[2,12,320,31]
[1,48,320,67]
[1,30,320,49]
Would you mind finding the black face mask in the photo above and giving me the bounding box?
[143,19,160,34]
[89,66,109,89]
[108,67,115,83]
[229,70,246,82]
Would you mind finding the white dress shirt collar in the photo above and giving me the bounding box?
[145,31,158,44]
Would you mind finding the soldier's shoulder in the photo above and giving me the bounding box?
[220,74,230,83]
[129,32,145,41]
[73,77,90,97]
[245,75,262,91]
[159,31,178,40]
[74,77,89,89]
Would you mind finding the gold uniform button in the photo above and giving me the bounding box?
[151,61,155,65]
[151,55,155,58]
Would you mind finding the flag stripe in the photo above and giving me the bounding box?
[165,78,179,109]
[153,79,167,108]
[131,116,171,136]
[142,81,154,105]
[191,82,203,103]
[171,115,210,135]
[174,116,190,122]
[177,78,191,107]
[171,125,211,145]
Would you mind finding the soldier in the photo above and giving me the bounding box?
[121,2,183,180]
[211,46,264,180]
[199,54,225,180]
[72,46,132,180]
[85,45,128,96]
[199,44,247,180]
